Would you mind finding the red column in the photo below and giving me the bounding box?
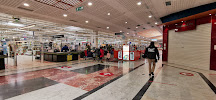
[162,27,169,61]
[210,15,216,70]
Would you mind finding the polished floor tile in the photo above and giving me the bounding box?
[6,83,87,100]
[0,77,58,100]
[0,56,216,100]
[71,64,110,74]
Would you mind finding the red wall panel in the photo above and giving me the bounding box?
[162,27,169,61]
[211,15,216,70]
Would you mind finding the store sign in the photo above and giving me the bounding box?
[53,35,64,38]
[76,6,84,12]
[115,32,124,35]
[175,20,196,32]
[151,39,157,41]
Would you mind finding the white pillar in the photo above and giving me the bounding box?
[92,31,98,48]
[40,36,44,63]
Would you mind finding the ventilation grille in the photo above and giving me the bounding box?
[165,1,171,6]
[34,0,84,10]
[69,20,77,22]
[17,7,34,11]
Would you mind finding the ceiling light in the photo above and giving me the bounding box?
[137,2,142,5]
[107,13,110,15]
[125,22,128,24]
[139,36,140,37]
[120,31,122,32]
[6,22,25,27]
[136,27,138,28]
[209,14,212,15]
[181,21,184,22]
[175,24,178,25]
[85,21,89,23]
[63,14,67,17]
[107,27,109,29]
[143,37,144,38]
[24,3,29,7]
[148,15,152,18]
[88,2,93,6]
[155,22,158,25]
[19,24,36,30]
[127,33,129,34]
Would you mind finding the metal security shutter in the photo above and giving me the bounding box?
[168,23,211,70]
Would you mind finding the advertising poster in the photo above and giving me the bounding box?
[123,45,129,60]
[118,51,122,59]
[130,52,134,60]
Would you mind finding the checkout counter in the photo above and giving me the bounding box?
[44,52,79,62]
[0,50,7,70]
[0,55,7,70]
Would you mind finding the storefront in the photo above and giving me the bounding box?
[163,15,216,70]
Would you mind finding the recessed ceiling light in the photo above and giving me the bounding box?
[63,14,67,17]
[155,22,158,25]
[143,37,144,38]
[181,21,184,22]
[148,15,152,18]
[107,13,110,15]
[107,27,109,29]
[127,33,129,34]
[24,3,29,7]
[136,27,138,28]
[125,22,128,24]
[139,36,140,37]
[137,2,142,5]
[88,2,93,6]
[120,31,122,32]
[85,21,89,23]
[209,14,212,15]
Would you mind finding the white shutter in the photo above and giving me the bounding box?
[168,23,211,70]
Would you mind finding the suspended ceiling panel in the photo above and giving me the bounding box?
[137,29,162,38]
[34,0,84,10]
[0,0,215,38]
[151,0,216,18]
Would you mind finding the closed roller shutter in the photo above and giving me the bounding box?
[168,23,211,70]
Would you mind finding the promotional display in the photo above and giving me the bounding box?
[130,52,134,60]
[123,45,129,60]
[118,51,122,60]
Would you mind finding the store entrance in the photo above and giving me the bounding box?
[6,39,44,70]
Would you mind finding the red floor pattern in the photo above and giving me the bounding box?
[0,65,134,91]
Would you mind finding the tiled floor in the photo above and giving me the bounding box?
[0,56,216,100]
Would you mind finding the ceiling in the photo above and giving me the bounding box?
[0,0,215,40]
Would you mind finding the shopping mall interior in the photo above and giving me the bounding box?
[0,0,216,100]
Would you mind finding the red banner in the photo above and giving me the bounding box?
[175,20,196,32]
